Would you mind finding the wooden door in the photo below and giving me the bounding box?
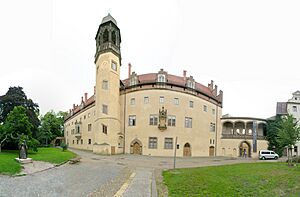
[133,142,141,155]
[183,143,191,156]
[111,146,115,155]
[209,146,215,156]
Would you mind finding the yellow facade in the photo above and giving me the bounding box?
[64,14,268,157]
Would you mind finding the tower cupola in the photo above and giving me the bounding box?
[95,13,121,62]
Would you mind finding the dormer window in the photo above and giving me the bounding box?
[186,76,195,89]
[158,74,166,83]
[129,72,138,86]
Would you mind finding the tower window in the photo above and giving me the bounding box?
[112,31,116,45]
[102,104,108,114]
[111,61,117,71]
[102,80,108,90]
[293,106,297,112]
[189,101,194,108]
[129,115,136,126]
[210,123,216,132]
[88,124,92,132]
[103,29,109,42]
[102,124,107,134]
[203,105,207,112]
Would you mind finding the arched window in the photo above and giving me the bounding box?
[103,29,109,43]
[112,31,116,45]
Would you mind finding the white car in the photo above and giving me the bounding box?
[259,150,279,160]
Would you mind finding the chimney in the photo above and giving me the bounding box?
[183,70,187,81]
[81,96,84,103]
[208,80,214,90]
[73,104,75,110]
[84,93,88,102]
[128,63,132,78]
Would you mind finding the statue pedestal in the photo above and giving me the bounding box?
[15,158,33,164]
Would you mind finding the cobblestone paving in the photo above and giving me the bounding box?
[0,150,126,197]
[0,148,285,197]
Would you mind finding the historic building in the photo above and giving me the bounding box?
[220,115,267,158]
[276,91,300,156]
[64,14,268,157]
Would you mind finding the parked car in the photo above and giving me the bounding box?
[259,150,279,160]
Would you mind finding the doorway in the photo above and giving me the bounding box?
[183,143,191,156]
[209,146,215,156]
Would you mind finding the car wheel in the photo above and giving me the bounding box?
[262,156,266,160]
[274,156,278,160]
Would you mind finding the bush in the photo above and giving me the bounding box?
[60,143,68,151]
[291,156,300,163]
[27,138,40,152]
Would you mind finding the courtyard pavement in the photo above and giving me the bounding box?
[0,148,285,197]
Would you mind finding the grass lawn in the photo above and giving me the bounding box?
[28,147,76,164]
[0,147,76,175]
[163,163,300,196]
[0,152,22,175]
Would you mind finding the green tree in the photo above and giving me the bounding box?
[1,106,33,150]
[38,111,66,145]
[0,86,40,138]
[276,115,300,165]
[266,116,284,157]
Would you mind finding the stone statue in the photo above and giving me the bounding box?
[158,107,167,130]
[19,141,28,159]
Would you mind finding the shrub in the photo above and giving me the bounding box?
[60,143,68,151]
[291,156,300,163]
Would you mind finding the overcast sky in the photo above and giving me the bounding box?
[0,0,299,119]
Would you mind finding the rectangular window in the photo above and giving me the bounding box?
[84,115,86,119]
[88,124,92,131]
[102,80,108,90]
[168,116,176,126]
[81,139,83,144]
[293,106,297,112]
[129,115,136,126]
[210,123,216,132]
[149,137,157,149]
[174,98,179,105]
[189,101,194,108]
[130,98,135,105]
[102,104,108,114]
[72,140,74,144]
[203,105,207,112]
[159,96,164,104]
[212,109,216,115]
[88,139,92,144]
[185,117,192,128]
[149,115,158,125]
[111,61,117,71]
[294,146,298,152]
[164,138,173,149]
[102,124,107,134]
[144,96,149,104]
[77,140,79,144]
